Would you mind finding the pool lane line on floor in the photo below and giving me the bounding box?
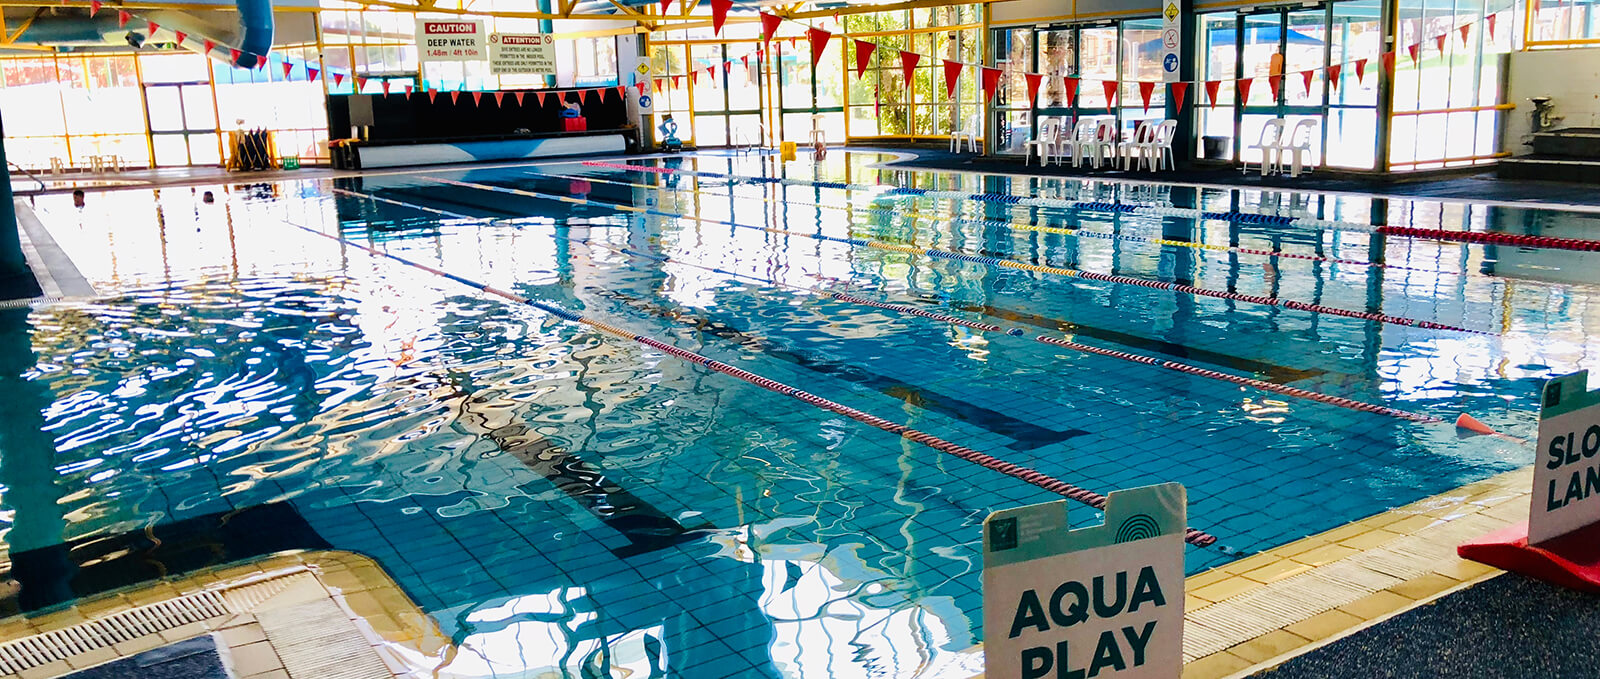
[278,208,1225,550]
[584,161,1600,254]
[331,187,1453,432]
[520,169,1456,278]
[433,173,1488,336]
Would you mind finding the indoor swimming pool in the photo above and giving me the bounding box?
[4,150,1597,677]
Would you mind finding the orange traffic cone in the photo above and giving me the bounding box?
[1455,413,1498,436]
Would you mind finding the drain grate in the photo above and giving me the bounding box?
[0,590,231,675]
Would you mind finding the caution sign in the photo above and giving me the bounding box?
[416,19,485,63]
[1531,371,1600,544]
[488,32,557,75]
[984,483,1185,679]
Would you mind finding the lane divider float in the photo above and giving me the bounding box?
[426,174,1489,335]
[522,169,1451,276]
[585,161,1600,253]
[306,189,1225,548]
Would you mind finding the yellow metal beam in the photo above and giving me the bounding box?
[2,8,41,46]
[606,0,657,30]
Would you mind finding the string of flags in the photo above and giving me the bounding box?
[649,5,1509,113]
[81,0,1509,113]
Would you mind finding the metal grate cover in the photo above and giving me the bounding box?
[0,590,231,675]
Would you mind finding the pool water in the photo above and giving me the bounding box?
[5,150,1598,677]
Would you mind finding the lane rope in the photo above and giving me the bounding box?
[336,187,1443,426]
[303,190,1225,548]
[585,161,1600,253]
[523,169,1451,276]
[422,174,1491,335]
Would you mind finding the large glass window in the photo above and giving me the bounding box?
[1390,0,1504,169]
[845,7,980,140]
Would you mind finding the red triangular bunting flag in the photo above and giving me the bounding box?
[942,60,963,97]
[981,66,1001,102]
[899,50,920,83]
[536,91,547,106]
[578,89,588,104]
[203,38,216,54]
[333,72,345,87]
[174,31,186,46]
[1406,43,1419,63]
[1268,74,1282,101]
[1205,79,1220,107]
[597,86,608,103]
[118,10,129,27]
[355,76,367,93]
[660,0,671,13]
[1063,77,1078,107]
[1327,64,1341,91]
[1170,81,1188,111]
[382,80,391,95]
[1101,79,1118,106]
[1488,13,1498,40]
[450,90,460,104]
[404,85,413,98]
[1138,81,1155,112]
[690,70,698,85]
[741,54,749,69]
[1024,73,1043,105]
[1301,69,1314,96]
[1435,33,1446,53]
[722,61,732,75]
[789,37,798,48]
[673,75,682,88]
[617,85,626,99]
[1238,77,1253,103]
[711,0,733,35]
[636,81,647,95]
[854,40,876,78]
[514,91,525,105]
[307,67,319,82]
[807,27,833,67]
[494,91,505,106]
[429,88,438,103]
[1355,58,1367,84]
[1382,51,1398,76]
[282,61,294,79]
[229,49,241,65]
[761,12,782,44]
[146,21,158,36]
[472,91,482,106]
[1459,24,1471,44]
[90,0,100,16]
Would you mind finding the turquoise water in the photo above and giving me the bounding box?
[4,151,1597,677]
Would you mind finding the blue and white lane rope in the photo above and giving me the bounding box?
[585,160,1376,232]
[522,168,1452,276]
[416,174,1489,335]
[290,195,1225,549]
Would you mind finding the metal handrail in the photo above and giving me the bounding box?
[7,161,46,194]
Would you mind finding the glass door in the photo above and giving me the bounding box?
[144,82,220,166]
[1226,4,1336,168]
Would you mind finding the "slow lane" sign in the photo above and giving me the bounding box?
[1530,371,1600,544]
[984,483,1186,679]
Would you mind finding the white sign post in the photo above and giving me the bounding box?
[488,33,557,75]
[1530,371,1600,544]
[1160,1,1181,83]
[415,19,486,63]
[984,483,1186,679]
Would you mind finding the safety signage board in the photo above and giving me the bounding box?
[984,483,1186,679]
[1161,2,1181,82]
[1530,371,1600,544]
[416,19,485,62]
[488,32,557,74]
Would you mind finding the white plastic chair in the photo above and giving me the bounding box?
[1058,119,1097,168]
[1118,121,1156,170]
[1074,117,1118,168]
[1244,118,1287,176]
[809,114,827,146]
[950,114,980,153]
[1023,119,1064,166]
[1278,119,1319,177]
[1131,119,1178,171]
